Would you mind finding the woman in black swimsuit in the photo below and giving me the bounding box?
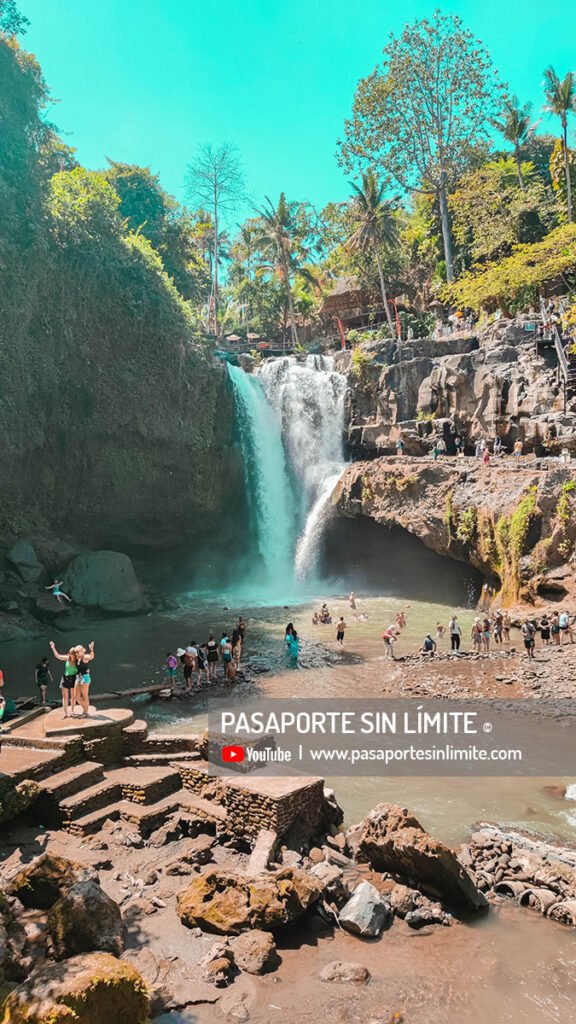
[206,634,219,682]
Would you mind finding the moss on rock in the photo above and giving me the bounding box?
[1,951,149,1024]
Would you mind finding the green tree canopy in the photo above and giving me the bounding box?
[450,158,553,267]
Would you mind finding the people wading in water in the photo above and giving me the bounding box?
[336,616,346,647]
[206,634,219,682]
[349,592,356,609]
[49,642,78,718]
[74,642,95,718]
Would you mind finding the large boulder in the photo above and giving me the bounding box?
[0,778,40,826]
[2,951,149,1024]
[47,879,124,959]
[177,867,321,935]
[355,804,487,912]
[63,550,149,614]
[338,881,391,937]
[8,854,96,910]
[6,540,44,582]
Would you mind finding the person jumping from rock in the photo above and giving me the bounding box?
[46,580,71,605]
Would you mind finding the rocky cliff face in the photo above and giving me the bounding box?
[337,319,576,458]
[334,457,576,606]
[0,290,242,555]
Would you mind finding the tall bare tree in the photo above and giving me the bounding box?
[339,13,504,283]
[185,143,245,333]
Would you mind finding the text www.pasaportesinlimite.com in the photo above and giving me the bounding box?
[305,745,523,764]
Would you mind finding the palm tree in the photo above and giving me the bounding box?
[543,67,576,222]
[254,194,315,350]
[494,97,533,190]
[346,169,399,336]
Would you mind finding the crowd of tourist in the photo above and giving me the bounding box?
[165,617,246,690]
[379,605,575,660]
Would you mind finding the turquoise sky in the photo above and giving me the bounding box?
[21,0,576,217]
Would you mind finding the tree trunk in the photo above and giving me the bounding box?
[213,188,219,335]
[515,142,525,190]
[438,181,454,283]
[375,249,395,337]
[563,121,573,224]
[281,246,298,352]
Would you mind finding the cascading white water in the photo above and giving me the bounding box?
[259,355,347,581]
[226,363,295,590]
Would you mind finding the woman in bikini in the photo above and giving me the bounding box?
[74,642,95,719]
[49,642,78,718]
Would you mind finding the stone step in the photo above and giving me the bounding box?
[123,751,202,768]
[139,734,199,753]
[107,766,182,805]
[60,779,123,822]
[37,761,105,802]
[122,719,148,737]
[61,786,228,838]
[62,803,122,836]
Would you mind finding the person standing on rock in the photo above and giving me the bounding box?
[183,645,197,692]
[559,610,574,644]
[196,643,209,686]
[502,610,512,642]
[231,628,242,668]
[539,613,551,646]
[521,619,536,659]
[206,634,219,681]
[551,611,561,645]
[49,642,78,718]
[165,652,179,688]
[349,591,356,609]
[74,642,95,718]
[482,617,492,653]
[449,615,462,651]
[493,610,504,644]
[395,436,404,456]
[336,617,346,647]
[35,657,53,705]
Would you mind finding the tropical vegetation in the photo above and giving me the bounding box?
[2,2,576,346]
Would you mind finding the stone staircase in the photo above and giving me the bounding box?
[34,753,226,839]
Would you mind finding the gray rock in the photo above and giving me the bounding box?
[319,960,371,983]
[7,540,44,582]
[64,550,149,614]
[232,929,279,974]
[47,879,124,959]
[338,880,392,937]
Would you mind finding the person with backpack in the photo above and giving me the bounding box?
[521,619,536,659]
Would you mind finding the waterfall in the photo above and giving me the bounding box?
[226,363,295,588]
[260,355,347,581]
[227,355,347,592]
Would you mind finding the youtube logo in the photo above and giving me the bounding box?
[222,744,245,764]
